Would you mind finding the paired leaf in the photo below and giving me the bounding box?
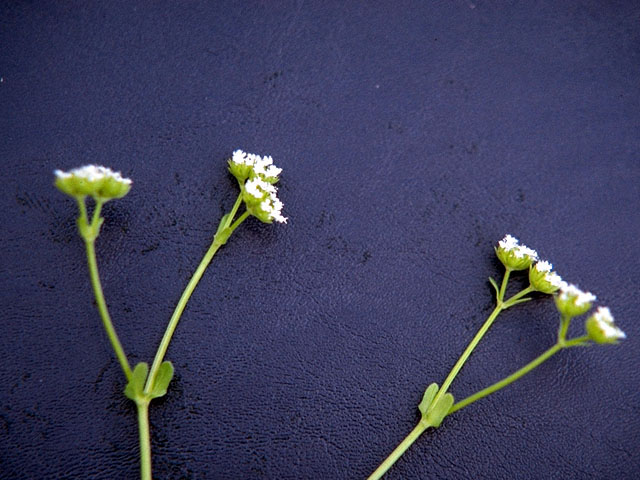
[418,382,454,428]
[149,361,174,399]
[418,383,439,416]
[425,392,454,428]
[124,362,149,402]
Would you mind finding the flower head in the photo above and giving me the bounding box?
[228,149,282,184]
[529,260,564,294]
[496,234,538,270]
[55,165,132,200]
[585,307,626,344]
[554,283,596,318]
[243,177,287,224]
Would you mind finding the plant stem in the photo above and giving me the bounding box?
[498,267,512,301]
[143,207,249,394]
[449,336,589,414]
[367,420,431,480]
[84,238,133,381]
[136,401,152,480]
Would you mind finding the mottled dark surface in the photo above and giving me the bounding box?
[2,1,639,479]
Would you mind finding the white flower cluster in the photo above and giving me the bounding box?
[496,234,538,271]
[230,150,282,179]
[498,234,538,260]
[531,260,564,291]
[558,283,597,307]
[244,176,287,223]
[55,165,132,185]
[54,165,132,200]
[230,149,286,224]
[588,307,626,342]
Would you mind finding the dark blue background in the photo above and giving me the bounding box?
[2,1,639,479]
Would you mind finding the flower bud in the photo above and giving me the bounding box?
[496,234,538,270]
[585,307,626,344]
[54,165,131,201]
[554,283,596,318]
[529,261,564,294]
[228,150,255,183]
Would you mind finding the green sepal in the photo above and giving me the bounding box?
[425,392,454,428]
[149,361,174,399]
[418,383,439,416]
[124,362,149,402]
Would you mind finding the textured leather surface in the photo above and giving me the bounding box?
[1,1,639,479]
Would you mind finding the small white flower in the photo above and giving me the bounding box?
[54,165,132,199]
[559,284,596,307]
[496,234,538,270]
[55,165,132,185]
[555,283,596,318]
[245,177,276,199]
[586,306,626,343]
[228,149,283,183]
[530,260,564,293]
[534,260,552,273]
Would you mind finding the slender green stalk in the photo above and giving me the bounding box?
[498,268,512,301]
[84,236,132,381]
[144,201,249,394]
[431,272,529,407]
[367,420,431,480]
[370,270,535,479]
[449,336,588,414]
[136,401,152,480]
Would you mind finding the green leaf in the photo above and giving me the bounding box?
[124,362,149,401]
[149,361,174,399]
[488,277,499,297]
[418,383,439,416]
[215,213,231,236]
[426,392,454,428]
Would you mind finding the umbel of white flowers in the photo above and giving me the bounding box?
[497,234,625,344]
[55,165,132,201]
[228,149,287,224]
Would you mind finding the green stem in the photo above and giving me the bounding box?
[143,208,250,394]
[427,273,530,425]
[367,420,431,480]
[84,238,132,381]
[498,267,512,301]
[449,336,589,414]
[558,315,571,343]
[136,401,152,480]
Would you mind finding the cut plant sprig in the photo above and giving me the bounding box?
[143,150,286,395]
[55,150,286,480]
[367,235,626,480]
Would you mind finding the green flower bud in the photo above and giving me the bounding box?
[529,261,564,294]
[554,283,596,318]
[54,165,132,201]
[585,307,626,344]
[496,234,538,270]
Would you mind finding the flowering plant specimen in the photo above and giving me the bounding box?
[368,234,625,479]
[54,151,286,480]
